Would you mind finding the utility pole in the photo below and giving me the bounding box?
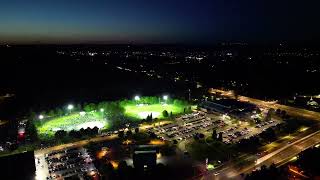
[188,89,191,101]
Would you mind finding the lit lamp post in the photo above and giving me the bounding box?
[67,104,74,114]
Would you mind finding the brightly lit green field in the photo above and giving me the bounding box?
[123,104,186,120]
[34,112,108,138]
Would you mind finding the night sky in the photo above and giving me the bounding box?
[0,0,319,44]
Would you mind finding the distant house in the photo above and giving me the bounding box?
[0,151,36,180]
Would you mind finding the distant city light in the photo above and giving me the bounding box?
[38,115,44,120]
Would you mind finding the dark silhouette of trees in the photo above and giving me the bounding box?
[118,131,124,138]
[217,132,223,142]
[245,164,287,180]
[162,110,169,118]
[134,128,139,134]
[126,129,133,138]
[212,129,218,140]
[260,128,276,142]
[55,130,67,139]
[297,147,320,177]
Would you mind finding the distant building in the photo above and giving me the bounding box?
[0,151,36,180]
[133,145,157,170]
[199,98,257,115]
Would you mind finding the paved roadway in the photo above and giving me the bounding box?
[35,134,117,156]
[198,129,320,180]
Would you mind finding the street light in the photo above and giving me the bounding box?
[100,108,104,112]
[38,115,44,120]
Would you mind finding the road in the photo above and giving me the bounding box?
[209,89,320,121]
[35,134,117,156]
[198,129,320,180]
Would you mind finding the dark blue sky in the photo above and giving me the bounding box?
[0,0,319,44]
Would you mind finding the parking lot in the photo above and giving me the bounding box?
[147,110,281,145]
[35,147,98,180]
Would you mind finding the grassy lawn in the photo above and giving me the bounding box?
[123,104,185,120]
[34,112,108,138]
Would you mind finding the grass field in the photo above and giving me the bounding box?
[34,112,108,138]
[123,104,185,119]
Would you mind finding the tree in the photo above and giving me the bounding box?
[126,130,132,137]
[212,129,218,140]
[256,108,262,114]
[26,119,38,142]
[217,132,223,142]
[198,133,205,139]
[92,126,99,135]
[55,108,64,116]
[55,130,67,139]
[69,130,81,138]
[162,110,169,118]
[84,103,96,112]
[280,110,287,118]
[76,104,82,111]
[265,109,273,121]
[48,110,55,117]
[118,131,124,138]
[146,113,153,122]
[134,128,139,134]
[260,128,276,142]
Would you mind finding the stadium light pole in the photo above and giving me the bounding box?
[134,95,140,104]
[38,115,44,120]
[67,104,74,114]
[163,95,168,104]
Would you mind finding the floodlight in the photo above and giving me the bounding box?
[163,95,168,100]
[67,104,74,110]
[134,95,140,101]
[38,115,44,120]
